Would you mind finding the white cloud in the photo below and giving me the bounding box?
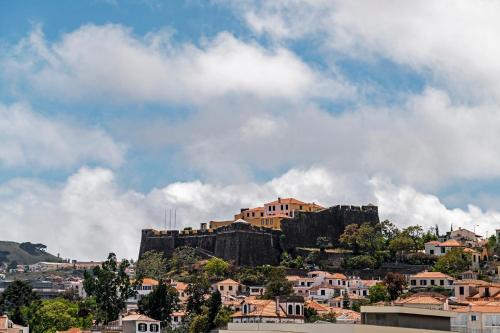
[230,0,500,101]
[143,88,500,189]
[2,165,498,260]
[372,176,499,238]
[2,24,353,104]
[0,103,124,168]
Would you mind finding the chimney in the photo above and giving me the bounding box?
[278,197,281,203]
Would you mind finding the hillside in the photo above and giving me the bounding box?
[0,241,61,266]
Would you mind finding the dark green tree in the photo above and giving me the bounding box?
[0,280,39,325]
[316,237,331,253]
[138,280,180,327]
[169,247,199,273]
[83,253,136,324]
[206,290,221,332]
[263,267,293,299]
[186,277,210,315]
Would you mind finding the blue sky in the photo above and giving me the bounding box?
[2,0,500,260]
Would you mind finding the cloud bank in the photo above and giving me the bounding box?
[1,166,498,260]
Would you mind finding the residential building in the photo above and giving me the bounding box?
[232,296,305,324]
[424,239,463,256]
[452,304,500,333]
[394,293,448,310]
[409,271,454,289]
[213,279,242,298]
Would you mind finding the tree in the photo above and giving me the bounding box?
[380,220,399,244]
[422,230,438,243]
[136,251,167,280]
[433,249,471,277]
[316,237,331,253]
[368,284,389,303]
[83,253,137,324]
[186,277,210,315]
[169,247,199,273]
[214,307,232,329]
[339,224,361,253]
[263,267,293,299]
[339,223,384,255]
[384,272,406,300]
[7,260,18,271]
[206,291,221,332]
[188,314,208,333]
[304,307,320,323]
[0,280,39,325]
[138,280,180,328]
[204,258,229,279]
[402,225,424,251]
[389,234,414,259]
[488,235,497,252]
[22,298,92,333]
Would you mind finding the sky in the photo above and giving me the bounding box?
[2,0,500,260]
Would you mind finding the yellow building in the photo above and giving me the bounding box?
[264,198,323,218]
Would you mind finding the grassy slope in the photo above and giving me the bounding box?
[0,241,61,265]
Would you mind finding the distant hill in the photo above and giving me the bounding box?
[0,241,61,266]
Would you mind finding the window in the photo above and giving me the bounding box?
[441,247,446,254]
[260,212,264,217]
[220,286,224,291]
[243,304,248,314]
[440,280,444,286]
[296,305,301,315]
[288,305,293,315]
[281,204,284,210]
[431,280,435,285]
[173,316,178,322]
[430,250,434,255]
[459,286,465,295]
[299,205,303,210]
[252,212,255,217]
[321,290,325,296]
[138,323,147,332]
[471,315,477,321]
[285,204,289,210]
[150,324,159,332]
[229,286,233,291]
[411,280,416,286]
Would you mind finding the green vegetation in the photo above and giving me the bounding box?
[432,248,471,277]
[263,267,293,299]
[204,257,230,279]
[22,298,93,333]
[136,250,168,280]
[138,280,180,327]
[0,280,40,325]
[368,284,389,303]
[83,253,137,324]
[0,241,61,266]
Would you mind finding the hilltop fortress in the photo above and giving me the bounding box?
[139,198,379,266]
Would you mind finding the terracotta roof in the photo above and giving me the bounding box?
[332,308,361,322]
[455,305,500,313]
[305,300,330,313]
[122,314,158,322]
[141,278,159,286]
[411,271,453,279]
[439,239,463,247]
[286,275,301,282]
[454,279,492,286]
[56,328,91,333]
[217,278,239,285]
[426,241,441,245]
[232,299,289,318]
[463,248,479,253]
[266,198,307,205]
[173,282,188,291]
[362,280,381,287]
[395,295,445,305]
[326,273,348,280]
